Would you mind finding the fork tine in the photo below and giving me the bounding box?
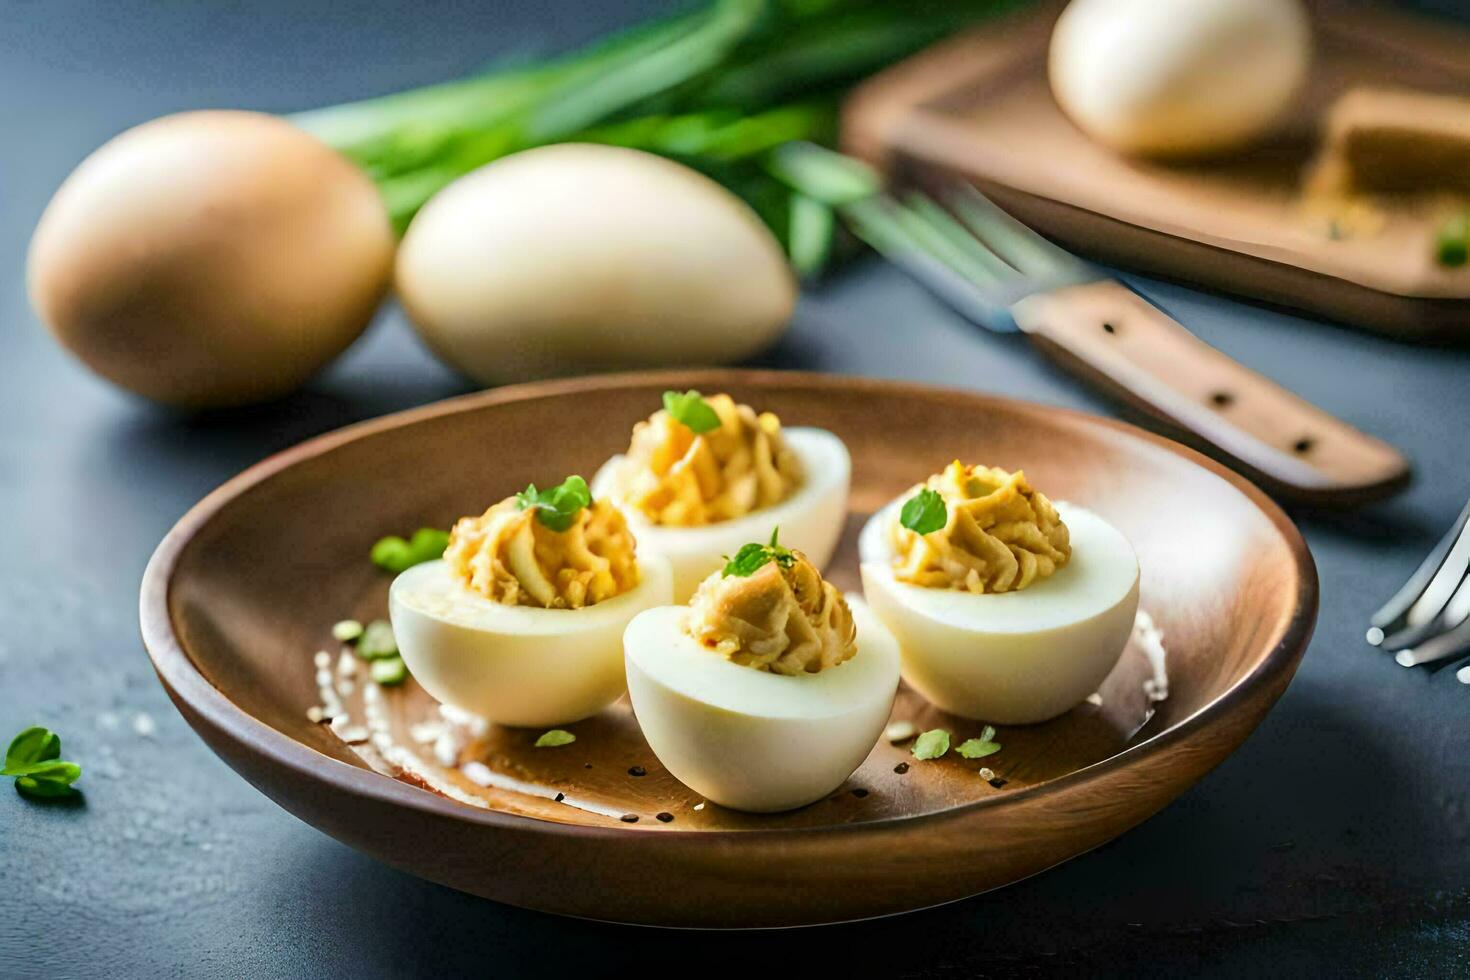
[1393,616,1470,668]
[1368,498,1470,644]
[903,193,1018,283]
[877,196,1006,288]
[842,196,1016,328]
[942,182,1089,278]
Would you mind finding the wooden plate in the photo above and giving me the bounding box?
[139,370,1316,928]
[842,1,1470,340]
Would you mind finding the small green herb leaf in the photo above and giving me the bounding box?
[371,527,450,573]
[911,729,950,760]
[1436,212,1469,268]
[956,738,1001,760]
[15,774,77,799]
[722,526,797,577]
[662,390,722,434]
[5,726,60,773]
[357,620,399,660]
[516,475,592,532]
[370,656,408,686]
[899,488,947,535]
[534,729,577,748]
[4,727,80,801]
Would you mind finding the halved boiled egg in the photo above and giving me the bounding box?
[859,468,1139,725]
[624,545,899,812]
[591,391,849,601]
[389,477,673,727]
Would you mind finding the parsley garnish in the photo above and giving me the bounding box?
[3,726,81,800]
[956,726,1001,759]
[899,487,947,535]
[722,527,797,578]
[662,389,722,434]
[911,729,950,760]
[371,527,450,573]
[534,729,577,748]
[516,475,592,532]
[1437,212,1468,268]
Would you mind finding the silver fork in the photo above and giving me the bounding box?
[1367,498,1470,675]
[765,142,1410,508]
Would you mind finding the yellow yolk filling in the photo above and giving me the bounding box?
[616,394,801,526]
[445,497,639,609]
[685,551,856,675]
[891,461,1070,594]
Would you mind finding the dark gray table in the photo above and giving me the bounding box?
[3,3,1468,977]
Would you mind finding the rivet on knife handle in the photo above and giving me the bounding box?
[1010,280,1411,503]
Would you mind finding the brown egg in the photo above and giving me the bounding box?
[27,110,394,408]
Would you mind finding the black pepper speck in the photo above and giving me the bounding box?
[620,813,639,823]
[988,777,1008,789]
[851,788,869,798]
[893,762,909,774]
[554,792,565,803]
[627,765,647,777]
[656,812,674,823]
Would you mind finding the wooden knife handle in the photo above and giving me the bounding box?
[1011,280,1410,505]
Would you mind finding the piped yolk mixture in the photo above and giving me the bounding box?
[891,461,1070,594]
[445,497,638,609]
[685,551,856,675]
[615,394,801,525]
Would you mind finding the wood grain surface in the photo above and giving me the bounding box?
[843,2,1470,340]
[140,370,1316,927]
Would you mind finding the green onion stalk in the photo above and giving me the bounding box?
[291,0,1024,276]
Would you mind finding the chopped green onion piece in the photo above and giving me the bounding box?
[1436,212,1468,268]
[371,528,450,573]
[370,657,408,686]
[534,729,577,748]
[911,729,950,760]
[956,738,1001,760]
[332,619,364,643]
[357,620,399,660]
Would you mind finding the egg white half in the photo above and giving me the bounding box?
[389,555,673,727]
[859,499,1139,724]
[591,427,850,601]
[624,597,899,813]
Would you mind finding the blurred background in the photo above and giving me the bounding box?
[3,1,1469,976]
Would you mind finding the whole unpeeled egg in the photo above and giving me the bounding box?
[1049,0,1312,158]
[395,144,796,385]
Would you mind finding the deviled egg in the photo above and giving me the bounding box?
[625,533,899,812]
[860,462,1138,725]
[591,390,849,601]
[390,475,672,727]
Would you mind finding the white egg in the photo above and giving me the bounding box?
[389,556,673,727]
[591,427,850,602]
[1049,0,1312,158]
[624,598,900,813]
[395,143,795,384]
[859,500,1139,724]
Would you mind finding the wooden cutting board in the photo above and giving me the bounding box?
[842,1,1470,341]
